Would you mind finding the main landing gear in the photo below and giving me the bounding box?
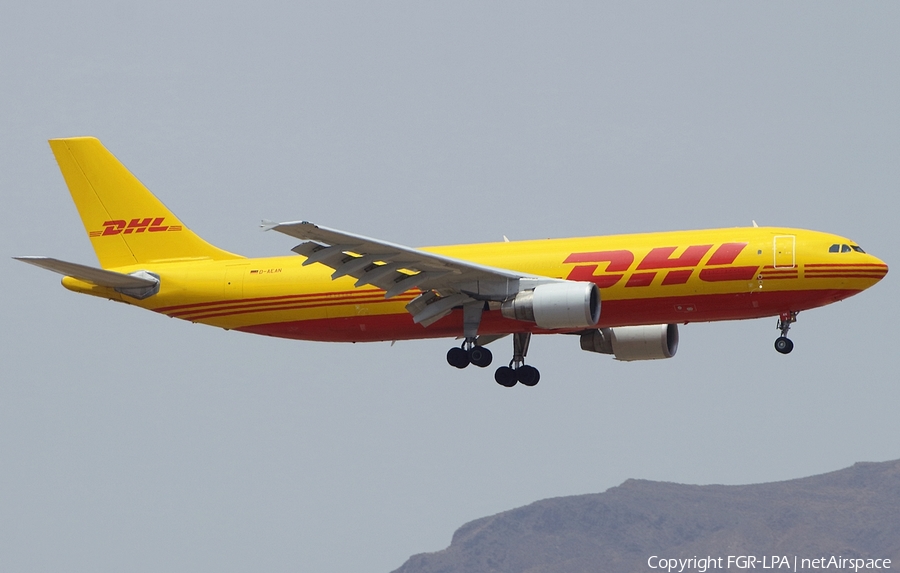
[774,311,798,354]
[446,332,541,388]
[447,338,493,369]
[447,302,495,369]
[445,301,540,387]
[493,332,540,388]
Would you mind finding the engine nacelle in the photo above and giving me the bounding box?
[580,324,679,361]
[501,282,600,329]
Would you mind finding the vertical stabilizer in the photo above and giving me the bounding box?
[49,137,241,268]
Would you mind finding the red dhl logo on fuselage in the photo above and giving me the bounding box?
[88,217,183,237]
[565,242,759,287]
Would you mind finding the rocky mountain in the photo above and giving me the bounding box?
[392,460,900,573]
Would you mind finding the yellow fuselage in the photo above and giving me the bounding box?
[62,226,888,342]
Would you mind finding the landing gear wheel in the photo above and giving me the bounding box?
[774,311,798,355]
[517,365,540,387]
[468,346,493,368]
[494,366,518,387]
[447,347,470,369]
[774,336,794,355]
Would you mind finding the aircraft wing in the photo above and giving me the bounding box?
[266,221,554,327]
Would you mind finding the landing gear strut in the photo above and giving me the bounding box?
[774,311,798,354]
[446,338,493,369]
[494,332,540,388]
[446,301,494,369]
[443,302,539,386]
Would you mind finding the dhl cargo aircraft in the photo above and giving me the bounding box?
[15,137,888,387]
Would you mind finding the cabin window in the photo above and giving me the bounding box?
[841,244,851,253]
[829,244,840,253]
[851,245,866,253]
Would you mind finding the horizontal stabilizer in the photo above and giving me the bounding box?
[13,256,158,288]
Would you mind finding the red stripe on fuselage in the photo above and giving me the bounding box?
[186,296,415,321]
[698,266,759,282]
[806,273,884,280]
[234,288,862,343]
[805,263,887,268]
[162,292,417,320]
[154,288,392,313]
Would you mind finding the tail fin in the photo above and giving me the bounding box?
[49,137,242,268]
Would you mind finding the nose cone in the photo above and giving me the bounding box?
[870,255,889,282]
[809,235,887,300]
[854,252,889,287]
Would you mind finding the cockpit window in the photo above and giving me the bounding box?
[829,243,864,254]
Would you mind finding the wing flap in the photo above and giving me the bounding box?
[263,221,540,298]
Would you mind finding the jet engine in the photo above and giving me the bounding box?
[501,282,600,329]
[580,324,679,361]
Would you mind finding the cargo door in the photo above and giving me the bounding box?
[773,235,795,268]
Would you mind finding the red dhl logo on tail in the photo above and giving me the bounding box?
[565,242,759,287]
[89,218,183,237]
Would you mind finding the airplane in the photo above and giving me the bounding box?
[15,137,888,387]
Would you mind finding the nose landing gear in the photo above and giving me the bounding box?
[774,311,798,354]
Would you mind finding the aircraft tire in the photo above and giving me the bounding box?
[468,346,493,368]
[447,347,470,368]
[517,365,540,387]
[494,366,518,387]
[774,337,794,354]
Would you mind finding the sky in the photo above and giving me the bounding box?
[1,2,898,572]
